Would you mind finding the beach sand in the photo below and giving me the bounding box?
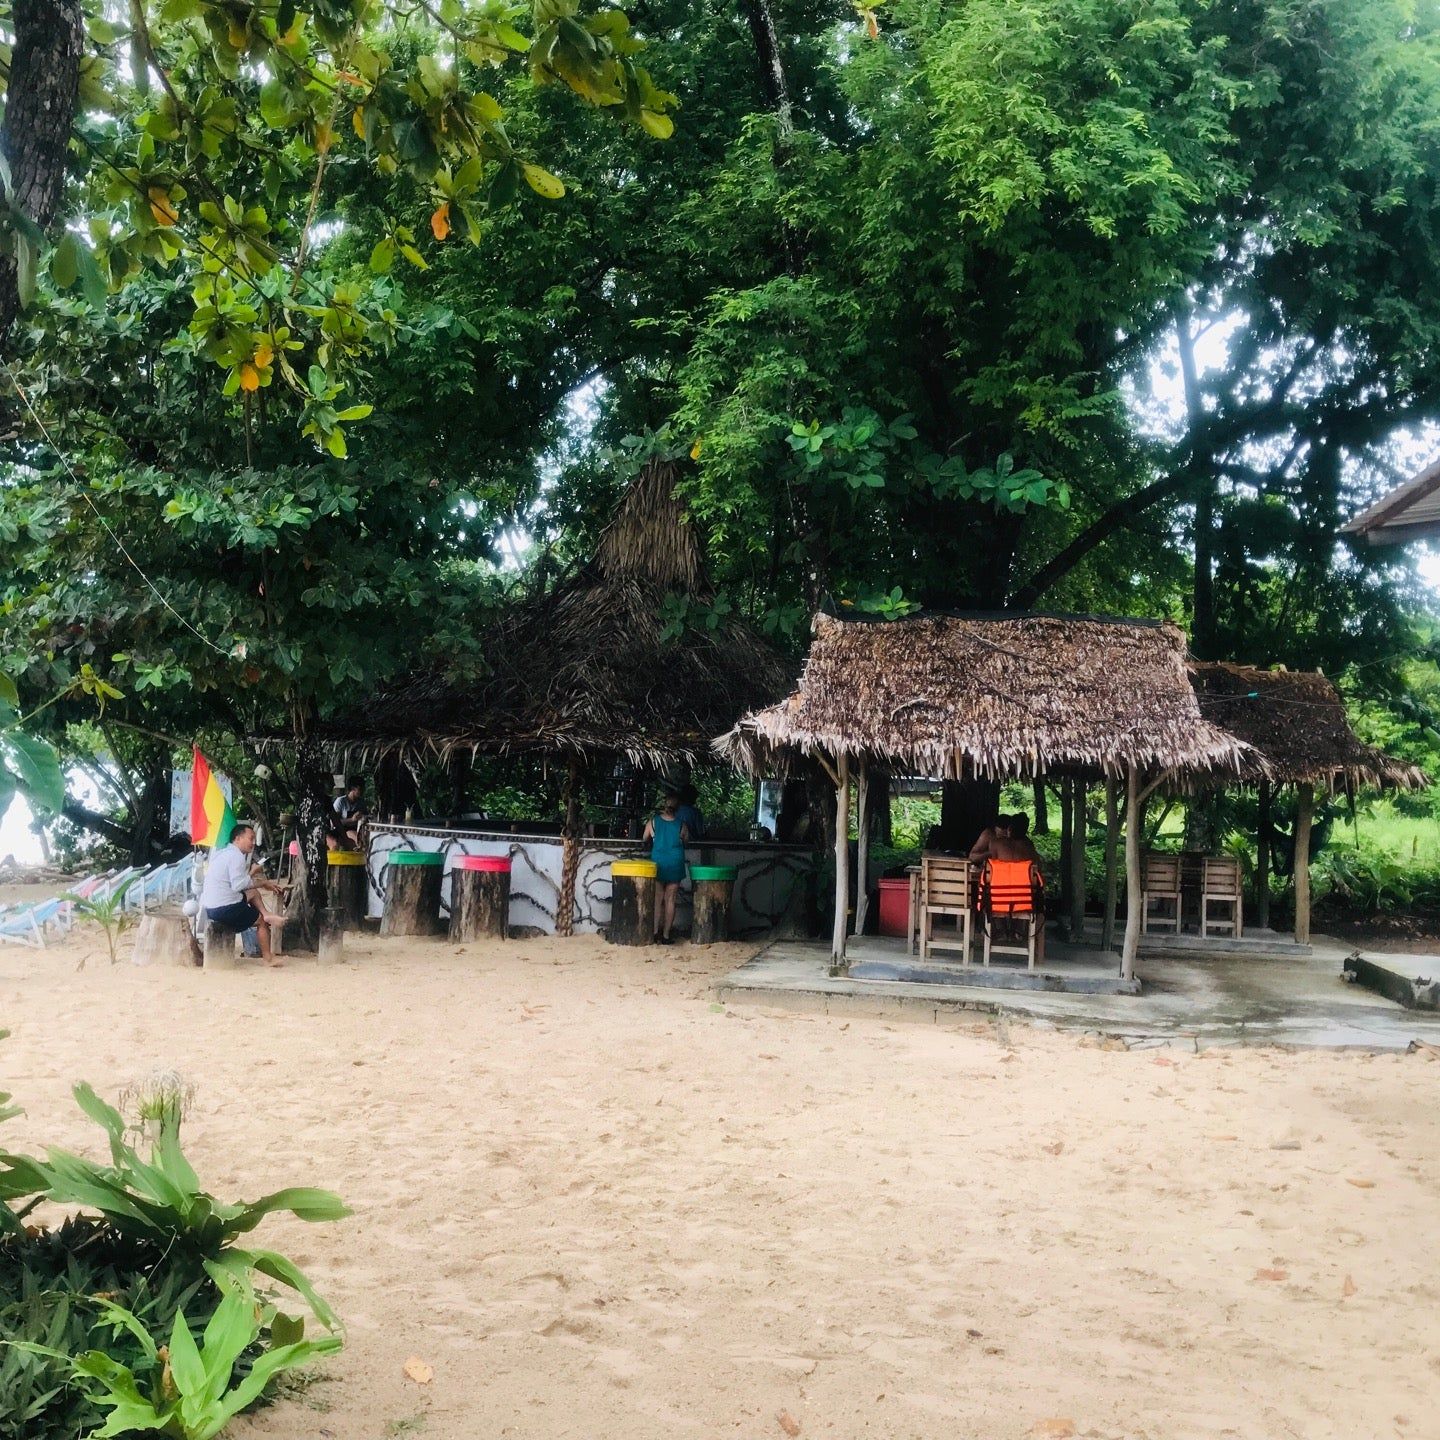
[1,926,1437,1440]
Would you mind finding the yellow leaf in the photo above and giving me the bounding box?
[315,122,333,155]
[253,340,274,369]
[239,363,260,392]
[431,201,451,241]
[638,109,674,140]
[690,438,702,460]
[403,1356,433,1384]
[147,187,178,227]
[352,106,366,139]
[227,20,247,50]
[522,163,566,199]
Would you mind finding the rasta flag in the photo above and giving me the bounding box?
[190,747,235,848]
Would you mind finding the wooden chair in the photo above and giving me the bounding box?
[1141,853,1182,934]
[1200,856,1243,938]
[919,854,974,963]
[979,858,1044,969]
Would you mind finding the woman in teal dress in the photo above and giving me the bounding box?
[643,792,690,944]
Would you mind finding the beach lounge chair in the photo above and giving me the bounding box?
[1200,856,1243,938]
[978,858,1044,969]
[1140,853,1182,934]
[918,853,975,963]
[0,897,69,947]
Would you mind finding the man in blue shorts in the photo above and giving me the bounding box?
[200,822,284,967]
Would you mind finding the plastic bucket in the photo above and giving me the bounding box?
[877,877,910,938]
[327,850,365,867]
[387,850,443,867]
[454,855,512,873]
[612,859,658,878]
[690,865,738,883]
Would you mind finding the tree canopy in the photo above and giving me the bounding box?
[3,0,1440,856]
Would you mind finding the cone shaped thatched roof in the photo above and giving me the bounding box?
[1189,662,1428,793]
[289,460,791,769]
[719,611,1253,782]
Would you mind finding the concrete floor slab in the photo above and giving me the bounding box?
[717,933,1440,1051]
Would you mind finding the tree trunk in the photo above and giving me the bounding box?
[1121,768,1143,982]
[608,873,655,946]
[1058,778,1074,919]
[1102,777,1119,951]
[1293,782,1314,944]
[380,862,444,937]
[450,867,510,942]
[555,758,583,938]
[854,759,871,934]
[739,0,794,141]
[1256,780,1272,930]
[1032,778,1049,835]
[375,752,417,823]
[691,878,733,945]
[446,749,472,817]
[289,742,332,950]
[873,767,893,845]
[1068,780,1087,941]
[127,766,169,866]
[329,860,368,930]
[0,0,84,341]
[938,777,999,854]
[831,753,849,965]
[132,911,200,968]
[317,906,345,963]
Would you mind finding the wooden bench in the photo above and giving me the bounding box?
[1200,856,1243,938]
[1140,853,1182,934]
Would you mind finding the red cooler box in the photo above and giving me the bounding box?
[877,877,910,938]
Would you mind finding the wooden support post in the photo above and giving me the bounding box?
[556,759,582,938]
[1102,776,1119,951]
[132,910,201,968]
[1294,781,1315,945]
[1256,780,1272,931]
[1069,780,1087,943]
[854,758,871,936]
[450,864,511,942]
[1058,777,1074,921]
[831,753,850,966]
[380,858,444,937]
[1121,766,1143,982]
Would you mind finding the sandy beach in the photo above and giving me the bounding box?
[1,925,1437,1440]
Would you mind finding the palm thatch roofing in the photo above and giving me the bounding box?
[1189,662,1428,793]
[287,460,792,769]
[719,611,1254,783]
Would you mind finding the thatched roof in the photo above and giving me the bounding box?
[720,611,1253,782]
[1190,662,1428,792]
[286,460,791,770]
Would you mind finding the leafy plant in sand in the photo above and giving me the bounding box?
[62,876,140,970]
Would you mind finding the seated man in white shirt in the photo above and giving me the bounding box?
[200,822,285,967]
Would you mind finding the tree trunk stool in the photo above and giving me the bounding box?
[132,909,201,967]
[318,906,345,963]
[380,850,445,937]
[327,849,369,929]
[203,922,240,970]
[450,855,512,942]
[689,865,738,944]
[608,859,657,946]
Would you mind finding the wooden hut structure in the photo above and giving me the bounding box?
[1190,662,1428,942]
[1340,457,1440,545]
[289,459,791,931]
[720,611,1254,978]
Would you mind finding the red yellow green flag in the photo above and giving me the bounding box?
[190,747,235,848]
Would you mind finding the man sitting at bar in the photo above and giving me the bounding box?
[332,777,368,850]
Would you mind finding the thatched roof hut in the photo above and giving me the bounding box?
[1189,662,1427,793]
[300,459,791,771]
[721,611,1253,783]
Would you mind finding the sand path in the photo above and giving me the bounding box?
[1,930,1437,1440]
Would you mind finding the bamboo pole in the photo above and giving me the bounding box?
[1069,780,1087,942]
[831,752,850,966]
[1294,781,1314,945]
[1121,766,1143,982]
[1256,780,1272,931]
[854,757,871,935]
[1102,776,1119,951]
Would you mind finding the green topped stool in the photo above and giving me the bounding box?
[690,864,739,944]
[381,850,444,937]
